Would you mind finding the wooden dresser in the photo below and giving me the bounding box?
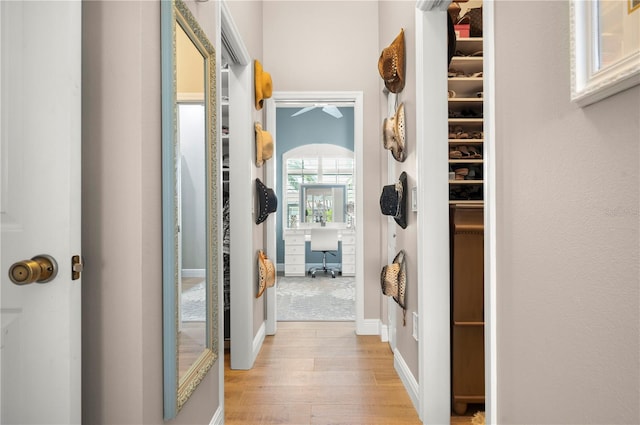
[450,204,485,415]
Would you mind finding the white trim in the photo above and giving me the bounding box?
[181,268,206,278]
[570,0,640,106]
[394,347,420,414]
[264,91,366,337]
[209,405,224,425]
[357,319,380,336]
[222,0,255,370]
[415,8,451,424]
[252,321,266,364]
[483,1,498,423]
[379,322,389,343]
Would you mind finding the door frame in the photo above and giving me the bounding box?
[415,2,497,423]
[264,91,365,334]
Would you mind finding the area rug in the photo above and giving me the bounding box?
[276,275,355,321]
[181,281,205,322]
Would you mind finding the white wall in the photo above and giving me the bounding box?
[495,2,640,423]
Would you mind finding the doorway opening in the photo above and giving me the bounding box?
[264,91,366,332]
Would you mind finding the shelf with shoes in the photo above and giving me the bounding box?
[448,34,484,206]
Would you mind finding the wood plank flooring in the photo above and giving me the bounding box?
[224,321,482,425]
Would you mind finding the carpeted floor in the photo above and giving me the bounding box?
[181,281,205,322]
[276,274,355,321]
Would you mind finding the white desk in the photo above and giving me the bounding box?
[283,225,356,277]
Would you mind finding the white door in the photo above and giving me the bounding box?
[1,1,81,423]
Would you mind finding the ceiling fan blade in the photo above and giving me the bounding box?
[322,105,343,119]
[291,106,317,117]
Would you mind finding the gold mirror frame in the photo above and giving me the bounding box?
[162,0,218,419]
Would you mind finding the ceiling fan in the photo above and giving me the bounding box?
[291,103,343,119]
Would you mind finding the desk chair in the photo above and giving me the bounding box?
[308,228,340,278]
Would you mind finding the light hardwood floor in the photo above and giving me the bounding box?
[224,321,482,425]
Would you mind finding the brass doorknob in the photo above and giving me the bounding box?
[8,254,58,285]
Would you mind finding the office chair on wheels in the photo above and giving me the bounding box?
[308,228,340,278]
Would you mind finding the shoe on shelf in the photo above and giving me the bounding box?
[449,146,462,159]
[454,126,469,139]
[467,145,482,158]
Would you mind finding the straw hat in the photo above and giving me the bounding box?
[255,122,274,167]
[378,29,405,93]
[254,60,272,110]
[255,178,277,225]
[382,103,406,162]
[257,249,276,298]
[380,250,407,325]
[379,171,408,229]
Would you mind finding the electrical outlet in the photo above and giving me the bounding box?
[412,311,418,341]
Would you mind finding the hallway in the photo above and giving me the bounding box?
[224,321,480,424]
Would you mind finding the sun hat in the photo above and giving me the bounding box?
[378,29,405,94]
[382,103,406,162]
[255,122,274,167]
[379,171,408,229]
[255,178,277,225]
[380,250,407,325]
[256,249,275,298]
[254,60,272,110]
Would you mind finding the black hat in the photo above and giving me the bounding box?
[379,171,407,229]
[255,178,277,224]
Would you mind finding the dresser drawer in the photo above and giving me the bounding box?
[285,243,306,255]
[285,264,306,276]
[342,244,356,255]
[286,235,306,245]
[341,264,356,276]
[341,234,356,245]
[342,254,356,265]
[285,254,305,266]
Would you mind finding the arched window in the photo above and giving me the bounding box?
[282,144,354,228]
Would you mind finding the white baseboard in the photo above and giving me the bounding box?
[380,322,389,342]
[251,321,266,365]
[182,268,206,278]
[394,347,420,414]
[209,406,224,425]
[356,318,380,335]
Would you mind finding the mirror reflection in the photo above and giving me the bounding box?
[176,21,206,381]
[161,0,217,418]
[300,184,347,225]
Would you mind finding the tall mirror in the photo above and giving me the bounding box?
[161,0,218,419]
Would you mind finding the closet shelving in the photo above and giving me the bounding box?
[221,68,230,188]
[448,37,484,204]
[221,67,230,342]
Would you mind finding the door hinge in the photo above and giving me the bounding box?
[71,255,84,280]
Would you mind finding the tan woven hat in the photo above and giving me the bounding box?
[382,103,406,162]
[254,60,273,110]
[257,250,275,298]
[378,29,405,94]
[380,250,407,325]
[255,122,273,167]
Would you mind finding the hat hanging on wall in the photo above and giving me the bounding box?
[255,122,274,167]
[380,250,407,325]
[379,171,408,229]
[255,178,277,225]
[378,29,405,94]
[382,102,406,162]
[254,59,273,110]
[256,249,276,298]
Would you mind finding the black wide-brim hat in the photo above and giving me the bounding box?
[379,171,407,229]
[255,178,277,224]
